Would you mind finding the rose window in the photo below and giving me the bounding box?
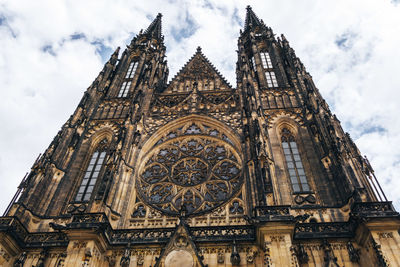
[136,122,242,216]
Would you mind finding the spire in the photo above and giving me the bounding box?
[244,5,262,31]
[144,13,163,40]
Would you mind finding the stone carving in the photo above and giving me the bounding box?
[56,253,67,267]
[137,254,144,266]
[346,242,360,263]
[371,239,389,267]
[13,252,27,267]
[230,240,241,266]
[245,248,257,263]
[322,240,339,267]
[378,232,394,239]
[294,194,316,205]
[294,244,308,264]
[120,244,131,267]
[34,249,48,267]
[270,235,285,242]
[137,121,242,216]
[264,243,271,267]
[217,249,224,264]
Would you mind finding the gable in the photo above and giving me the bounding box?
[163,47,233,93]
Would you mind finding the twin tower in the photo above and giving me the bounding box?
[1,6,399,267]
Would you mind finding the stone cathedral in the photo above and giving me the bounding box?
[1,6,400,267]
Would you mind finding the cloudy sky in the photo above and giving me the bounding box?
[1,0,399,213]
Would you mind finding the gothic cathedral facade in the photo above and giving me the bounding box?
[1,6,399,267]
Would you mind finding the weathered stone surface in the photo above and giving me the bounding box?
[1,6,399,267]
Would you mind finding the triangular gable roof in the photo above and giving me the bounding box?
[154,218,205,267]
[164,47,233,93]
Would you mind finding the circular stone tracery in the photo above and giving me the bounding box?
[171,157,209,186]
[137,122,242,216]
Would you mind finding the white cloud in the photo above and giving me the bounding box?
[0,0,399,214]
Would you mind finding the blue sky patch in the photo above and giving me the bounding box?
[232,7,243,27]
[70,32,86,41]
[41,44,56,56]
[335,31,357,51]
[202,0,214,10]
[360,125,387,135]
[0,15,5,25]
[0,14,16,38]
[171,11,198,42]
[91,40,113,62]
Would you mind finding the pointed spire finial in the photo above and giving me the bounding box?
[196,46,202,53]
[144,13,163,40]
[244,5,262,32]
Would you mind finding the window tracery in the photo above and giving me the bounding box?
[281,128,310,193]
[125,61,138,79]
[229,200,244,214]
[136,121,242,216]
[75,138,108,202]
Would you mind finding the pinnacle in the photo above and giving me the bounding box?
[144,13,163,40]
[244,5,262,32]
[196,46,202,53]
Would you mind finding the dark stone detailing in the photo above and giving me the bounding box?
[230,240,241,266]
[371,239,389,267]
[24,233,68,248]
[0,217,68,248]
[66,203,87,214]
[294,221,356,239]
[67,213,108,229]
[351,202,398,218]
[0,217,28,245]
[347,241,360,263]
[120,244,131,267]
[322,239,339,267]
[34,249,48,267]
[294,244,308,264]
[13,252,27,267]
[294,194,316,205]
[254,205,292,221]
[107,228,174,245]
[189,225,255,242]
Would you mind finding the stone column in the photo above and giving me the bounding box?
[258,222,297,267]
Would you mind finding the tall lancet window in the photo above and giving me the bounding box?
[75,140,108,202]
[118,81,131,97]
[117,60,138,97]
[281,128,310,193]
[260,52,278,87]
[125,61,138,79]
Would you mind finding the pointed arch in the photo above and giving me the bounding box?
[134,115,243,216]
[279,127,310,193]
[74,129,114,202]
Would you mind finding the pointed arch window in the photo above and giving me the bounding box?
[266,71,278,87]
[260,52,273,69]
[125,61,138,79]
[281,128,310,193]
[118,81,131,97]
[117,61,138,98]
[260,51,278,88]
[75,141,108,202]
